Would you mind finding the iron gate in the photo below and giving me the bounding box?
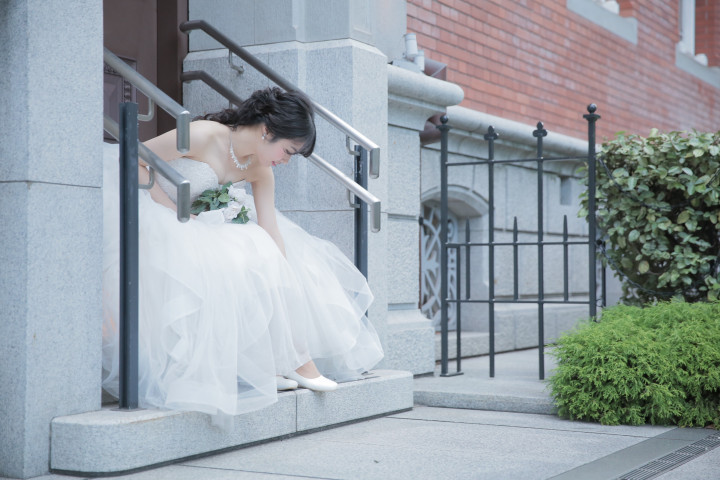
[437,104,604,380]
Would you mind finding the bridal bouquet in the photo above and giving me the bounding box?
[191,182,250,224]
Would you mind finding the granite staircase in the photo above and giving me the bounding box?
[50,370,412,475]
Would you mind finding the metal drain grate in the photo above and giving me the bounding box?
[694,435,720,449]
[618,432,720,480]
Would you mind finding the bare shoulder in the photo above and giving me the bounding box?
[143,120,227,162]
[188,120,228,152]
[189,119,224,136]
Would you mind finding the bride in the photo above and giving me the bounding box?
[102,87,383,420]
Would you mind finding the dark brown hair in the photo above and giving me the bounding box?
[199,87,316,157]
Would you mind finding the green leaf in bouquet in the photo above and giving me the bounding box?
[190,202,208,215]
[199,188,218,198]
[230,207,250,224]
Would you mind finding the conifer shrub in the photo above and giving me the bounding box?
[580,130,720,305]
[548,301,720,427]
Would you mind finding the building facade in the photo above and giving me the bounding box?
[408,0,720,139]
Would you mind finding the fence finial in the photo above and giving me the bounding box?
[533,122,547,138]
[484,125,499,140]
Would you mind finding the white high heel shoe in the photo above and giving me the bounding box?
[276,376,299,391]
[285,371,337,392]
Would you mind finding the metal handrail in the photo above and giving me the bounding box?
[181,69,381,232]
[179,19,381,178]
[181,71,244,107]
[104,115,191,222]
[104,48,192,154]
[309,153,381,232]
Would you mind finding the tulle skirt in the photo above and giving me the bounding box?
[101,148,383,419]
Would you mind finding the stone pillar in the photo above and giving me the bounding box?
[0,2,104,478]
[385,65,464,373]
[184,0,406,366]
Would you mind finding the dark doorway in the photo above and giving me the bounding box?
[103,0,188,141]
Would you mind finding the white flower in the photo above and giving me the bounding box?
[228,185,247,203]
[222,201,243,222]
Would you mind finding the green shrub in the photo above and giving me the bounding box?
[548,301,720,427]
[580,130,720,305]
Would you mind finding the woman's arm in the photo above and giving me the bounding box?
[251,167,286,257]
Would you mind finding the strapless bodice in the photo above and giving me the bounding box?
[155,158,246,204]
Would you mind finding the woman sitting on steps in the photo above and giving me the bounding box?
[101,87,384,425]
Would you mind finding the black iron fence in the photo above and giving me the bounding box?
[437,105,604,380]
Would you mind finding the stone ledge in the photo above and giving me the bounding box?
[414,391,557,415]
[50,370,412,476]
[387,64,464,130]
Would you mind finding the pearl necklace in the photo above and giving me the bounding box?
[230,139,251,170]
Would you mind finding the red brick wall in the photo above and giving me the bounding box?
[696,0,720,67]
[407,0,720,142]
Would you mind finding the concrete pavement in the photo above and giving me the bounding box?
[6,349,718,480]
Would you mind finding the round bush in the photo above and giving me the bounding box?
[548,301,720,427]
[580,130,720,305]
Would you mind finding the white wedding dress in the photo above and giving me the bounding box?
[101,142,383,419]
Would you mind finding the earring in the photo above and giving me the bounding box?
[262,133,267,140]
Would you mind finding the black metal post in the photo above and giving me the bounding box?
[465,218,471,301]
[563,215,569,302]
[584,105,601,320]
[534,122,547,380]
[119,102,139,409]
[354,146,369,279]
[438,117,451,376]
[459,219,472,371]
[601,250,607,308]
[456,245,462,373]
[484,126,498,378]
[513,217,518,301]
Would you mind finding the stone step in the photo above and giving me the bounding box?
[416,349,558,415]
[50,370,412,476]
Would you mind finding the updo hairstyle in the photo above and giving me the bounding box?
[199,87,316,157]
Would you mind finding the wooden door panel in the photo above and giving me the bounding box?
[103,0,158,141]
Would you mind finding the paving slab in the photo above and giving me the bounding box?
[177,407,679,480]
[392,406,673,438]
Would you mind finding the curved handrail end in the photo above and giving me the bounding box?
[371,200,382,233]
[176,111,192,154]
[176,179,192,222]
[369,147,380,179]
